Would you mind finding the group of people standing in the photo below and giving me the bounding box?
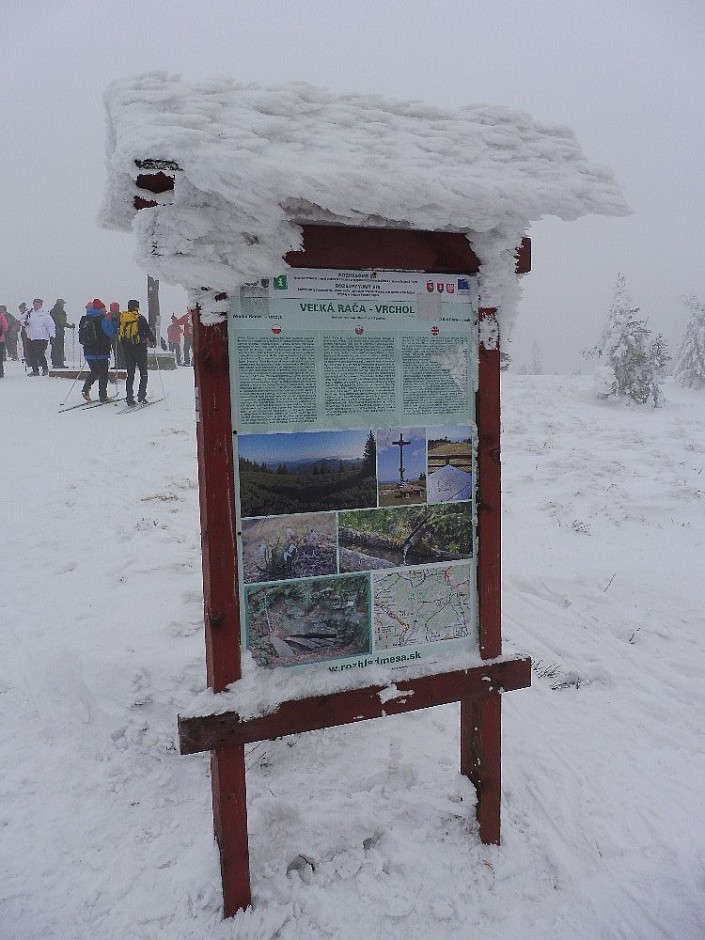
[1,299,195,401]
[79,298,155,406]
[0,298,74,378]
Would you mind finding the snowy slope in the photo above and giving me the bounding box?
[1,362,704,939]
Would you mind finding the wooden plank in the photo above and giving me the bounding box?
[516,236,531,275]
[460,693,502,844]
[285,225,482,273]
[179,656,531,754]
[135,171,176,194]
[476,307,502,661]
[284,225,530,275]
[192,306,251,914]
[468,305,504,842]
[211,747,251,916]
[50,369,127,380]
[192,311,241,691]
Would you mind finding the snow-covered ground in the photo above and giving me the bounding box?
[2,361,704,940]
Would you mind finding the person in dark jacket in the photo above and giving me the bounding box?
[79,299,117,402]
[49,299,75,369]
[0,307,8,378]
[18,303,30,364]
[3,308,20,360]
[117,299,156,406]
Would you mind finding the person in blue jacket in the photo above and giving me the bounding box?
[78,299,118,402]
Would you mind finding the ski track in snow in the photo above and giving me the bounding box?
[1,364,704,939]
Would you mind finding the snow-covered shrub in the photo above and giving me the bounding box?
[673,295,705,389]
[588,274,669,406]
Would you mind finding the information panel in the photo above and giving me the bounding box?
[229,269,479,679]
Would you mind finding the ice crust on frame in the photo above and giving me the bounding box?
[101,74,628,330]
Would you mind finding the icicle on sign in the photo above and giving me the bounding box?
[229,268,479,689]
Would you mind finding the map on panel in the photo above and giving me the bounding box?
[373,563,474,650]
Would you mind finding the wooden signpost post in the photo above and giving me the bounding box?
[179,225,532,917]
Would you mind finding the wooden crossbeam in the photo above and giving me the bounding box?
[179,655,531,754]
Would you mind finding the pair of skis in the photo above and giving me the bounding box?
[58,397,164,414]
[58,397,123,413]
[115,398,164,415]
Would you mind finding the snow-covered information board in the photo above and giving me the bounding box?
[229,268,479,680]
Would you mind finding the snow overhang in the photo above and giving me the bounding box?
[100,73,628,302]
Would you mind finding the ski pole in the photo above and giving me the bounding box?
[110,347,119,397]
[59,357,88,408]
[154,342,167,403]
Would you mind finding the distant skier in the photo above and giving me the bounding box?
[117,299,156,407]
[78,299,117,402]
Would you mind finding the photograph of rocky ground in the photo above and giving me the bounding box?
[241,512,338,583]
[245,574,371,667]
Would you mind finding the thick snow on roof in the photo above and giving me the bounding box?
[101,73,628,305]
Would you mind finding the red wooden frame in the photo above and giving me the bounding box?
[185,226,531,916]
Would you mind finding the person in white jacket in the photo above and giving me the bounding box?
[23,298,56,376]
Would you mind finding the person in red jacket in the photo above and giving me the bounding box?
[166,314,182,366]
[174,308,194,365]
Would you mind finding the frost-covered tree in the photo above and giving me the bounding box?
[590,274,669,406]
[673,295,705,389]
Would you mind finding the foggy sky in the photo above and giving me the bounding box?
[2,0,704,369]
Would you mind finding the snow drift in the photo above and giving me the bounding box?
[2,365,704,938]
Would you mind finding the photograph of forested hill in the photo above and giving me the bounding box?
[238,428,377,517]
